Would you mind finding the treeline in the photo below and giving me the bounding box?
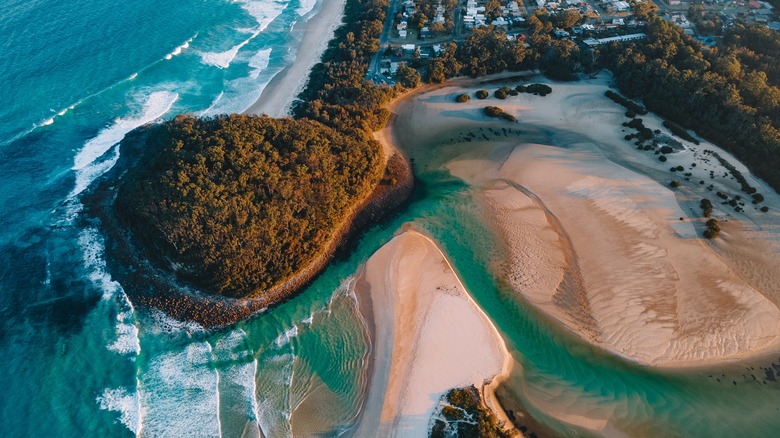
[293,0,395,136]
[600,17,780,191]
[115,115,383,299]
[423,14,587,83]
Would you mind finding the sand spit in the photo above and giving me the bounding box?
[388,72,780,368]
[245,0,346,117]
[352,230,513,437]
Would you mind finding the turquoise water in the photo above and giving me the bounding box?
[2,0,780,436]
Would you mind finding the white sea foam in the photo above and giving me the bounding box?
[72,90,178,171]
[197,91,225,117]
[216,329,261,422]
[296,0,317,17]
[200,32,259,69]
[139,342,221,437]
[128,73,138,80]
[238,0,289,32]
[148,308,205,334]
[69,145,120,198]
[98,387,141,434]
[109,310,142,355]
[78,228,123,302]
[78,228,142,356]
[165,34,197,60]
[248,48,272,79]
[41,117,54,126]
[274,325,299,348]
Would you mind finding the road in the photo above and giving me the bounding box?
[367,0,401,84]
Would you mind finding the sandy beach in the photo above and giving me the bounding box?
[351,230,513,437]
[385,72,780,369]
[244,0,346,117]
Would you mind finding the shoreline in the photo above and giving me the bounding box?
[384,73,780,370]
[351,229,516,436]
[244,0,346,117]
[85,125,413,329]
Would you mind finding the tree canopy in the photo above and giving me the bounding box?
[115,115,383,298]
[601,18,780,192]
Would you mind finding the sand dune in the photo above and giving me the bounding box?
[352,230,513,437]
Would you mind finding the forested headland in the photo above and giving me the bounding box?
[115,115,383,299]
[89,0,413,324]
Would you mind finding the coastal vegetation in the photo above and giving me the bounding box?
[484,106,517,122]
[430,386,510,438]
[600,17,780,192]
[293,0,394,136]
[115,115,383,298]
[455,93,470,102]
[704,218,721,239]
[109,0,414,306]
[397,6,779,195]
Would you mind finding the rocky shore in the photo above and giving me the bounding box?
[84,125,414,329]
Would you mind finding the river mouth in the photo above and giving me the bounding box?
[379,74,780,436]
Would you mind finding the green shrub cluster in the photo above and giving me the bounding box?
[701,198,713,218]
[431,386,510,438]
[483,106,517,122]
[704,218,721,239]
[605,90,648,115]
[517,83,553,96]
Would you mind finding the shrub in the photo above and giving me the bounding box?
[476,89,489,99]
[660,146,673,154]
[455,93,470,103]
[701,198,713,217]
[659,155,667,162]
[670,180,681,188]
[494,87,509,99]
[483,106,517,122]
[605,90,647,114]
[704,218,721,239]
[761,206,769,212]
[663,120,699,144]
[525,83,553,96]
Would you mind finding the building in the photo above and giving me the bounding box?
[583,33,646,46]
[613,0,630,12]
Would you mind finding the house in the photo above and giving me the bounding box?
[613,0,630,12]
[492,16,508,27]
[402,44,416,54]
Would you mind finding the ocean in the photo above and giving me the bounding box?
[3,0,780,436]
